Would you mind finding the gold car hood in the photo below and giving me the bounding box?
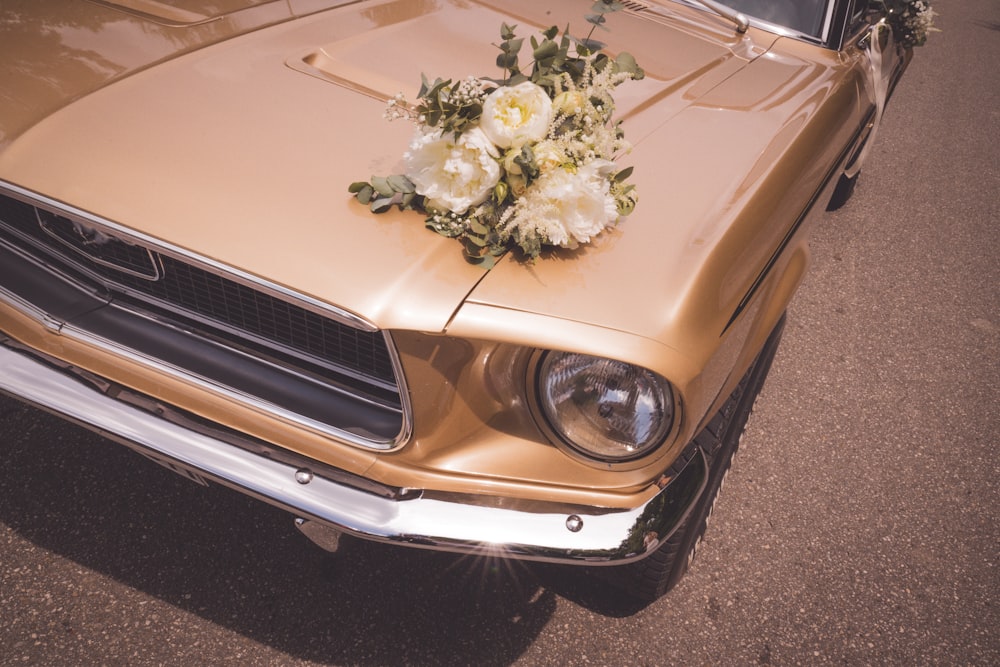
[0,0,804,335]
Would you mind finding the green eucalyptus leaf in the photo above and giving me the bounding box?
[496,53,518,70]
[348,181,369,193]
[533,39,559,61]
[471,253,497,269]
[426,220,452,237]
[578,39,604,53]
[370,175,395,197]
[370,197,394,213]
[500,37,523,54]
[614,166,634,182]
[501,22,517,40]
[356,184,374,205]
[615,52,644,79]
[464,233,488,248]
[387,174,415,193]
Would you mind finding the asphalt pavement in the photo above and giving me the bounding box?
[1,1,997,665]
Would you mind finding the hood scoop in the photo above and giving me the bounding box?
[290,2,519,102]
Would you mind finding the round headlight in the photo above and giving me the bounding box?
[537,352,674,462]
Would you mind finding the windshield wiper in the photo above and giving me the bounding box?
[688,0,750,33]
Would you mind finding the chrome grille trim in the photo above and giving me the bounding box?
[37,207,164,281]
[0,273,410,449]
[0,181,379,332]
[0,180,412,451]
[62,319,408,449]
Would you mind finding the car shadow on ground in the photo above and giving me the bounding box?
[0,397,646,665]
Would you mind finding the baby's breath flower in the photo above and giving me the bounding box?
[451,77,489,107]
[426,210,469,237]
[383,93,412,122]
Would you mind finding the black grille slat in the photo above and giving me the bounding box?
[0,194,397,391]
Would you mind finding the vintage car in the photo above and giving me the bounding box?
[0,0,914,601]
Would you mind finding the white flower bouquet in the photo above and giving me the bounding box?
[881,0,938,48]
[349,3,643,265]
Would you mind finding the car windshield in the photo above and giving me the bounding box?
[690,0,833,40]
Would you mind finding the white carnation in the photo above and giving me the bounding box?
[480,82,554,149]
[404,126,501,214]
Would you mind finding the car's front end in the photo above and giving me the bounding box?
[0,0,903,598]
[0,176,709,564]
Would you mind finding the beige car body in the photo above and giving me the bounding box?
[0,0,908,574]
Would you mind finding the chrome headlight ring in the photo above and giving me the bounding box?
[531,350,677,465]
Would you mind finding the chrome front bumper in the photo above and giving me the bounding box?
[0,339,706,565]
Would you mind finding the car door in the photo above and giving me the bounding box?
[838,0,911,179]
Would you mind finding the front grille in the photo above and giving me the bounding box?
[0,191,403,427]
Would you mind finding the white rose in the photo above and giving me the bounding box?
[514,159,619,247]
[531,140,568,173]
[480,82,554,149]
[404,126,501,214]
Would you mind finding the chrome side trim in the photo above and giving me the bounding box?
[0,340,706,565]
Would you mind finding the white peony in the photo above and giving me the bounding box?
[404,126,501,214]
[480,82,554,149]
[508,159,619,247]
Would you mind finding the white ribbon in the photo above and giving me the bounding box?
[848,19,890,178]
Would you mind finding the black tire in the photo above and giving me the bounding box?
[826,172,858,211]
[609,315,786,602]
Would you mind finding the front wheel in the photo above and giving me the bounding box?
[608,315,786,602]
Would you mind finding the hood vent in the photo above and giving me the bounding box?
[621,0,652,11]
